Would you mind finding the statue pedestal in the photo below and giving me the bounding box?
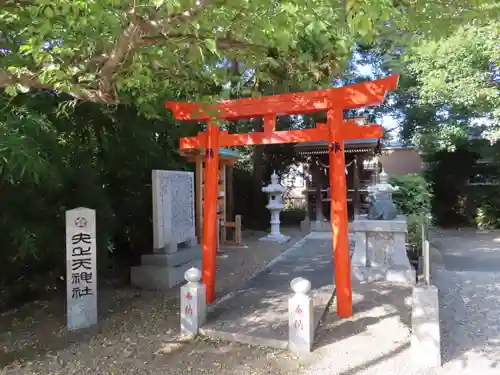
[351,215,415,285]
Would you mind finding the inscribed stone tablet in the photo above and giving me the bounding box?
[66,207,97,331]
[152,170,195,250]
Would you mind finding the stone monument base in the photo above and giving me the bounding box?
[259,233,291,244]
[351,215,415,286]
[352,265,416,285]
[131,246,202,290]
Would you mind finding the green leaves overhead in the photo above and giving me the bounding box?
[2,0,351,106]
[396,20,500,147]
[1,0,499,111]
[203,39,218,56]
[407,22,499,111]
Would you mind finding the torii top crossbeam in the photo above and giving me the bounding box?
[164,74,399,317]
[165,74,398,121]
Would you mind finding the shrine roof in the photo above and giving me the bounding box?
[179,147,241,162]
[294,138,378,148]
[219,148,242,158]
[293,138,379,155]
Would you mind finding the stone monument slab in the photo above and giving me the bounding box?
[131,170,200,290]
[140,246,201,268]
[152,170,197,253]
[66,207,97,331]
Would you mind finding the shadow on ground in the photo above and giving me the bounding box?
[432,229,500,371]
[203,238,334,345]
[314,281,411,349]
[0,228,305,374]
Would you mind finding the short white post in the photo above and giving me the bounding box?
[288,277,314,354]
[180,267,206,336]
[423,240,430,285]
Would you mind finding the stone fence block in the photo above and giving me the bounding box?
[180,267,206,336]
[411,285,441,369]
[288,277,314,355]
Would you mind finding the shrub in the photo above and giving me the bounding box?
[389,174,432,262]
[406,214,424,261]
[390,173,432,216]
[0,95,188,311]
[280,208,306,226]
[475,189,500,229]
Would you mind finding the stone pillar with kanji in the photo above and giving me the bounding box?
[66,207,97,331]
[180,267,206,335]
[288,277,314,354]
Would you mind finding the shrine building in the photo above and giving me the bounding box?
[293,137,381,230]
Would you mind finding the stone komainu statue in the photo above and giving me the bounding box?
[366,190,398,220]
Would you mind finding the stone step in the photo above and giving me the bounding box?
[141,246,201,268]
[131,260,201,290]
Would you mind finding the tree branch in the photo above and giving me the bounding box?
[97,14,144,102]
[0,69,51,91]
[87,1,213,102]
[0,69,116,102]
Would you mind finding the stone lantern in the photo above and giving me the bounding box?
[260,171,291,244]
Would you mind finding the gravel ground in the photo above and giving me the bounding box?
[430,229,500,375]
[289,229,500,375]
[433,270,500,374]
[0,228,307,375]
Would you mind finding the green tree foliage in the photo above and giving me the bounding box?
[374,18,500,229]
[375,19,498,151]
[390,173,432,216]
[407,22,499,114]
[404,21,499,143]
[2,0,499,109]
[0,0,372,107]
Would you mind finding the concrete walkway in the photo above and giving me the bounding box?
[431,229,500,374]
[201,232,337,348]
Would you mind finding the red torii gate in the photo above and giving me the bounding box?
[165,74,399,318]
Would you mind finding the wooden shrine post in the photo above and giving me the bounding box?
[165,75,399,313]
